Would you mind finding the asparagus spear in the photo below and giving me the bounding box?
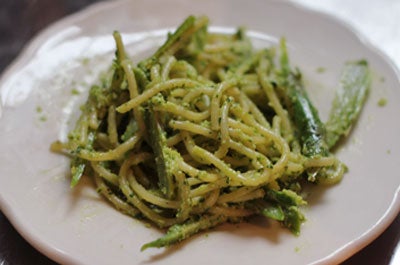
[138,15,208,73]
[249,189,306,235]
[144,108,176,198]
[135,16,208,199]
[264,189,306,235]
[325,60,370,149]
[70,158,86,187]
[141,214,226,251]
[278,39,329,158]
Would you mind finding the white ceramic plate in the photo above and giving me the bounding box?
[0,1,399,264]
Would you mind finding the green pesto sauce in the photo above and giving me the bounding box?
[378,98,387,107]
[71,88,80,95]
[162,146,182,174]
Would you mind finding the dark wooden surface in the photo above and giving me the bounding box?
[0,1,399,264]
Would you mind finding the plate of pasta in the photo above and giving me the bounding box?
[0,0,399,265]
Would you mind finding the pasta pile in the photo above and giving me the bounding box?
[52,16,369,250]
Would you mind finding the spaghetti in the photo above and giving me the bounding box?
[51,15,368,250]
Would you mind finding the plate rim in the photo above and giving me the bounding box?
[0,0,399,264]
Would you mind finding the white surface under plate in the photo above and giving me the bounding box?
[0,0,399,264]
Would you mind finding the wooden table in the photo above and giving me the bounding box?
[0,1,399,264]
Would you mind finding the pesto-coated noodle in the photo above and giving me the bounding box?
[51,15,370,251]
